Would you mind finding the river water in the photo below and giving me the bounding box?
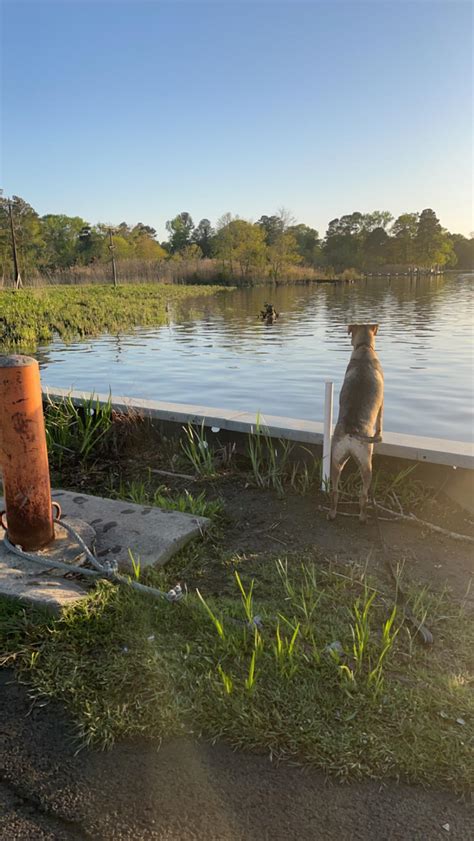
[35,273,473,443]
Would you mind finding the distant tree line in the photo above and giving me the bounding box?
[0,193,472,287]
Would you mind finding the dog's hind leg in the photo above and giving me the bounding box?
[353,442,373,524]
[374,403,383,443]
[327,439,349,521]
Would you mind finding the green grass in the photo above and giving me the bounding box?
[0,283,228,350]
[339,463,431,511]
[5,381,469,790]
[180,422,219,477]
[110,476,224,520]
[247,415,294,496]
[1,553,472,792]
[45,393,114,467]
[246,416,322,497]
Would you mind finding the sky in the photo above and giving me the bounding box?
[1,0,472,239]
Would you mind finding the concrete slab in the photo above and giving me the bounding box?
[50,489,209,570]
[0,492,209,611]
[0,518,95,612]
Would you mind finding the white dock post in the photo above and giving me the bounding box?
[321,381,334,491]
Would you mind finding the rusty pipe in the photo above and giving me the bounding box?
[0,355,55,550]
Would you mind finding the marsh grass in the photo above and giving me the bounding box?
[1,554,472,792]
[22,258,339,289]
[247,415,293,495]
[180,422,218,477]
[288,451,321,495]
[45,393,114,466]
[0,283,227,350]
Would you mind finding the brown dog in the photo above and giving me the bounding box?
[328,324,384,523]
[259,303,279,323]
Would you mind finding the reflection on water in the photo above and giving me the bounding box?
[35,274,474,442]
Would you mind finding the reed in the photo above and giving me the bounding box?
[247,414,293,495]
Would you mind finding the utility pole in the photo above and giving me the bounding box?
[8,201,23,289]
[108,228,117,288]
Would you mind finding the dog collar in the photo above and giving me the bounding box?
[354,342,373,350]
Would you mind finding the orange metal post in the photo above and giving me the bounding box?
[0,355,55,550]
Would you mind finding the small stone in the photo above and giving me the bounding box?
[325,640,344,656]
[249,614,263,629]
[456,717,466,726]
[442,823,450,832]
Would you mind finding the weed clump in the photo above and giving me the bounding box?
[45,393,114,466]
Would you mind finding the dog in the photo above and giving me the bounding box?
[259,303,279,323]
[328,323,384,523]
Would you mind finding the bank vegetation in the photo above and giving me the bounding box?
[1,195,472,289]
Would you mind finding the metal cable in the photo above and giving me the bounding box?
[3,519,183,604]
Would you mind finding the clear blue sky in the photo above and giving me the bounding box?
[1,0,472,238]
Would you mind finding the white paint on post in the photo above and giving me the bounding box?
[322,381,334,490]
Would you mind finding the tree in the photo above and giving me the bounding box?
[362,211,393,232]
[214,219,266,277]
[449,234,473,270]
[132,222,157,239]
[77,224,107,264]
[389,213,418,264]
[165,212,194,253]
[256,214,285,245]
[323,212,365,270]
[329,212,365,237]
[191,218,214,257]
[179,243,203,262]
[0,194,43,283]
[362,227,389,268]
[130,222,166,260]
[216,212,235,231]
[267,231,301,279]
[257,208,296,245]
[415,209,454,268]
[116,222,132,238]
[108,234,134,260]
[0,193,467,281]
[40,214,86,270]
[287,224,322,266]
[134,237,167,261]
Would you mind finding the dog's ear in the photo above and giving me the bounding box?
[348,324,356,335]
[371,324,379,335]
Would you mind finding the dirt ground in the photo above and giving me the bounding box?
[1,670,473,841]
[1,456,473,839]
[130,463,473,607]
[73,433,474,601]
[211,474,474,597]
